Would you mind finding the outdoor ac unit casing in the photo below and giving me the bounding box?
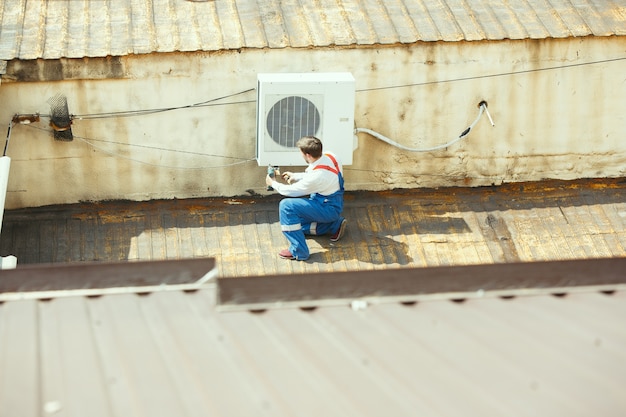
[256,72,355,166]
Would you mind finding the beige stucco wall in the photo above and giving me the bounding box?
[0,37,624,209]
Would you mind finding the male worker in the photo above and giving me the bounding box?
[265,136,347,260]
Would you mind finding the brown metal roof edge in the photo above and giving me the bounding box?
[0,282,218,302]
[0,257,217,295]
[216,257,626,311]
[216,284,626,313]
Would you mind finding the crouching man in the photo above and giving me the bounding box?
[265,136,347,260]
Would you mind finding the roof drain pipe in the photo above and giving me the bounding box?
[0,134,16,269]
[0,115,38,269]
[354,100,494,153]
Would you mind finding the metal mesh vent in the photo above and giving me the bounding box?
[266,96,320,148]
[47,94,73,141]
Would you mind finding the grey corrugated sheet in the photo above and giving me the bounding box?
[0,0,625,60]
[1,286,625,416]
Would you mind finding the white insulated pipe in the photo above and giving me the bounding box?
[0,156,9,235]
[0,156,16,269]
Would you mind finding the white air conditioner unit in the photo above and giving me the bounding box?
[256,72,355,166]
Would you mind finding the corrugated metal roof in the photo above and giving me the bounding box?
[0,0,625,61]
[1,284,625,416]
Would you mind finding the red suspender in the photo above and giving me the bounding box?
[314,165,338,174]
[313,154,340,175]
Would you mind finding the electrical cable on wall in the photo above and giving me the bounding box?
[4,88,258,169]
[72,135,256,170]
[70,88,255,120]
[4,55,623,170]
[355,101,495,152]
[16,123,255,170]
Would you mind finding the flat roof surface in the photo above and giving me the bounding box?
[1,178,626,276]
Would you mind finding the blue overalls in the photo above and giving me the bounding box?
[279,154,345,260]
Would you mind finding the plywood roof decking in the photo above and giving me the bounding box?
[1,177,625,277]
[1,0,625,60]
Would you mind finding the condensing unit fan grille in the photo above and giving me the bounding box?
[266,96,320,148]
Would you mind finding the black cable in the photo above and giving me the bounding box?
[45,55,625,121]
[18,124,253,167]
[356,56,626,93]
[6,55,623,172]
[72,88,255,120]
[80,135,250,161]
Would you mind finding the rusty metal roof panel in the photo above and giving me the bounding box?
[1,0,625,61]
[278,1,312,47]
[444,0,487,41]
[380,0,422,43]
[459,0,509,40]
[362,0,408,44]
[1,286,625,416]
[526,0,573,38]
[421,0,466,41]
[0,0,22,60]
[553,0,596,37]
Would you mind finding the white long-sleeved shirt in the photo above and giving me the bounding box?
[271,153,343,198]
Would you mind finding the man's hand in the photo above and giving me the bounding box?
[282,171,295,184]
[265,174,274,187]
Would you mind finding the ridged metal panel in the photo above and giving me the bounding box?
[1,287,625,416]
[0,0,625,60]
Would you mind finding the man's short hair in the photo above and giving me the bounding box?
[297,136,323,158]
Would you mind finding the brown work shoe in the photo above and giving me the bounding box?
[330,218,347,242]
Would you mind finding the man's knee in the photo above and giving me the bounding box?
[279,198,309,215]
[279,199,291,211]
